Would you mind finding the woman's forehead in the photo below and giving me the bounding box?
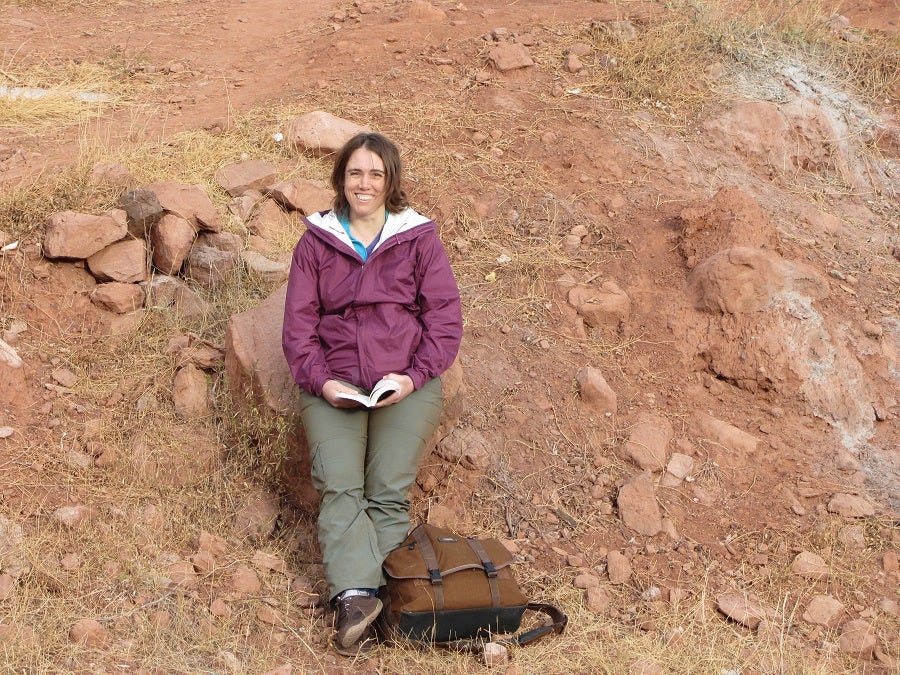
[346,147,385,171]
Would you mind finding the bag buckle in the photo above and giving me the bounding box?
[428,568,443,585]
[483,561,498,578]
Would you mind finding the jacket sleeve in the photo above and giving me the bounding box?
[282,233,333,396]
[405,230,463,389]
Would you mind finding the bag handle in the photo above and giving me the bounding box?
[439,602,568,652]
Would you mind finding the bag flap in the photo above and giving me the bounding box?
[384,524,515,580]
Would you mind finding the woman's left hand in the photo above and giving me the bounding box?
[373,373,415,407]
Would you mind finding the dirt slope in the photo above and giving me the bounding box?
[0,0,898,673]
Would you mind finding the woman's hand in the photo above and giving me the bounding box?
[322,379,363,408]
[373,373,414,407]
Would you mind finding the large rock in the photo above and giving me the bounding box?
[268,178,332,215]
[487,43,534,72]
[43,210,128,259]
[285,111,371,155]
[215,160,278,197]
[87,238,148,283]
[145,181,222,233]
[224,284,465,511]
[616,471,662,536]
[621,414,672,472]
[150,214,196,275]
[568,280,631,328]
[119,188,164,238]
[183,233,242,288]
[90,282,145,314]
[688,247,828,315]
[576,367,617,416]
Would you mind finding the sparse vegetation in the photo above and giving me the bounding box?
[0,0,897,672]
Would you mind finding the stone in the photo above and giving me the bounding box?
[662,452,695,487]
[791,551,829,579]
[90,282,145,314]
[241,250,289,285]
[145,181,222,233]
[629,660,664,675]
[483,642,508,667]
[0,515,31,579]
[233,491,280,540]
[51,505,96,529]
[688,247,827,315]
[695,413,758,456]
[621,415,673,472]
[563,54,583,73]
[487,43,534,72]
[150,214,196,275]
[251,550,287,574]
[172,364,209,418]
[617,471,662,536]
[167,560,198,589]
[247,199,303,242]
[585,586,610,614]
[183,236,240,288]
[0,574,14,600]
[837,524,866,549]
[210,598,232,618]
[285,111,372,155]
[802,594,844,627]
[576,366,617,416]
[268,178,332,215]
[435,425,490,470]
[69,618,108,647]
[568,281,631,328]
[716,593,773,630]
[607,550,632,584]
[883,551,899,574]
[196,530,228,557]
[573,573,599,589]
[827,493,876,518]
[43,210,128,259]
[120,189,164,238]
[87,238,148,283]
[838,619,877,658]
[215,160,278,197]
[230,564,261,597]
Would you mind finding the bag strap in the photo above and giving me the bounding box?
[465,538,501,607]
[411,526,445,610]
[437,602,568,652]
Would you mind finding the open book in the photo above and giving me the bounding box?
[335,378,401,407]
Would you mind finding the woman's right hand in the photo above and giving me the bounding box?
[322,379,362,408]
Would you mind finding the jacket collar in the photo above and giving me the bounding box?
[305,208,432,255]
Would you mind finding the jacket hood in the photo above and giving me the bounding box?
[304,207,433,255]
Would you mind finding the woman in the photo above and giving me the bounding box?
[282,132,463,655]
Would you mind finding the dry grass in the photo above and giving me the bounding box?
[534,0,898,128]
[1,1,898,672]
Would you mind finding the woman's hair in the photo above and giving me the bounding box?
[330,132,409,215]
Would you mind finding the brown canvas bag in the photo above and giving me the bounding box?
[379,523,567,647]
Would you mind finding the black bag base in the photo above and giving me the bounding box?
[395,605,528,643]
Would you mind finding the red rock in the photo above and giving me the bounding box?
[268,178,332,215]
[43,210,127,259]
[791,551,829,579]
[607,550,632,584]
[828,492,876,518]
[69,618,108,647]
[196,530,229,557]
[487,43,534,72]
[716,593,773,629]
[839,619,877,657]
[145,181,222,233]
[230,565,261,597]
[285,111,371,155]
[172,364,209,418]
[576,367,617,416]
[573,573,599,589]
[585,586,610,614]
[0,574,15,600]
[802,594,844,627]
[87,238,148,283]
[215,160,278,197]
[617,471,662,536]
[150,214,195,274]
[90,282,145,314]
[621,415,673,472]
[568,281,631,328]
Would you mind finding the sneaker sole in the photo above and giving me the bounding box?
[336,599,383,649]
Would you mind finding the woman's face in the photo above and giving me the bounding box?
[343,146,387,222]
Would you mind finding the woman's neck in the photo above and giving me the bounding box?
[349,208,387,243]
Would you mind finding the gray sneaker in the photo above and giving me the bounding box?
[333,594,382,653]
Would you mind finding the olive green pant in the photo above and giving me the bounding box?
[299,378,443,601]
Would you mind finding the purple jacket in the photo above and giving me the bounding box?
[282,208,463,396]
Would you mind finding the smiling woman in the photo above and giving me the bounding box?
[281,131,463,657]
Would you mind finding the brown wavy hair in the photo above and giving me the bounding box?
[330,132,409,215]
